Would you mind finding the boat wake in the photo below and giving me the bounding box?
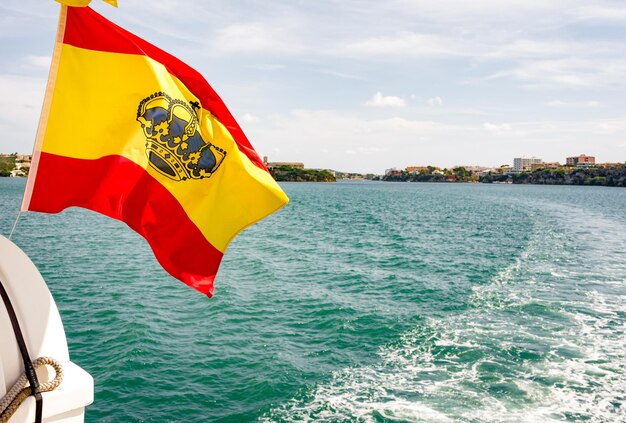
[263,199,626,422]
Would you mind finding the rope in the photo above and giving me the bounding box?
[0,275,43,422]
[0,357,63,423]
[7,211,21,241]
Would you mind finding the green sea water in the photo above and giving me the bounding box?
[1,178,625,422]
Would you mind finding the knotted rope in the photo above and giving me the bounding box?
[0,357,63,423]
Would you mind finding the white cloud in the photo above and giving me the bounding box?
[427,96,443,107]
[4,0,626,168]
[364,92,406,108]
[342,32,465,58]
[547,100,600,108]
[232,105,626,172]
[249,63,284,71]
[485,39,584,60]
[0,74,46,153]
[316,69,366,80]
[393,0,568,21]
[483,122,512,134]
[214,23,300,54]
[486,57,626,87]
[344,146,387,155]
[0,75,45,123]
[574,5,626,22]
[21,55,51,71]
[241,113,260,123]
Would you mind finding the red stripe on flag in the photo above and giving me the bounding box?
[63,6,268,173]
[28,152,223,297]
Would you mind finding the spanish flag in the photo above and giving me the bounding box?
[22,5,288,297]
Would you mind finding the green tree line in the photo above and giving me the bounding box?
[270,165,336,182]
[0,155,16,177]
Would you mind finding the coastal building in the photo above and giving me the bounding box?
[9,169,27,177]
[385,168,401,176]
[566,154,595,167]
[462,166,489,177]
[531,162,560,171]
[15,162,31,171]
[15,154,32,162]
[480,168,500,175]
[263,156,304,169]
[1,153,33,161]
[337,172,366,180]
[406,166,430,174]
[513,157,542,172]
[464,166,488,172]
[267,161,305,169]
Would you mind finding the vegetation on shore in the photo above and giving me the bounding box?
[270,165,336,182]
[382,166,477,183]
[0,155,16,177]
[481,165,626,187]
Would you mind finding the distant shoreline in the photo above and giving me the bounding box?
[370,180,625,187]
[381,165,626,187]
[2,158,625,187]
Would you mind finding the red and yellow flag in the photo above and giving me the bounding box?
[22,5,288,297]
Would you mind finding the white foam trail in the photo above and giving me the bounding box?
[263,198,626,422]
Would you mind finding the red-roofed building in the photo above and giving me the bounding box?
[566,154,595,167]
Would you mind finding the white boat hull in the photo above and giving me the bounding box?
[0,235,93,422]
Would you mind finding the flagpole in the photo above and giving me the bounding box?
[20,5,68,212]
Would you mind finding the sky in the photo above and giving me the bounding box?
[1,0,626,174]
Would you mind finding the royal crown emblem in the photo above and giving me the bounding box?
[137,92,226,181]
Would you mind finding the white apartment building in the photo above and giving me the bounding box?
[513,157,542,172]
